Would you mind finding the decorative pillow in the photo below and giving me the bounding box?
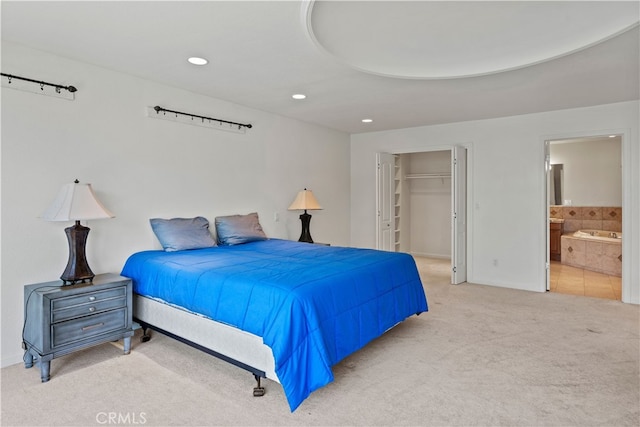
[149,217,217,252]
[215,212,268,245]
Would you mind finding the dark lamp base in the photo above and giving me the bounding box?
[298,211,314,243]
[61,221,95,285]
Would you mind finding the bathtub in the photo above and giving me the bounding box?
[561,230,622,276]
[573,230,622,242]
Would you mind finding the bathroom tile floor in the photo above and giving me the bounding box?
[550,260,621,300]
[413,257,621,301]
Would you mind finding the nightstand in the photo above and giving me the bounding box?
[23,273,134,382]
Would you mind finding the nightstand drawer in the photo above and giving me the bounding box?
[52,308,127,348]
[52,286,126,311]
[51,295,126,323]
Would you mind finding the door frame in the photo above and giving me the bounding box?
[451,145,467,284]
[375,152,396,251]
[542,129,629,301]
[377,143,473,284]
[545,141,552,291]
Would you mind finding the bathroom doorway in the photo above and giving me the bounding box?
[546,135,623,300]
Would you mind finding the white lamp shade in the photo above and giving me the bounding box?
[288,189,322,211]
[42,182,114,221]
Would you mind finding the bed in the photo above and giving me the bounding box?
[121,219,427,411]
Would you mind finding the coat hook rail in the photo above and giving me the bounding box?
[153,106,252,130]
[1,73,77,93]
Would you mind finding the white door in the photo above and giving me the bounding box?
[451,146,467,284]
[376,152,395,251]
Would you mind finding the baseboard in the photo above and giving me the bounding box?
[409,251,451,260]
[2,351,25,368]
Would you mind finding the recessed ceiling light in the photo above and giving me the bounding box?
[292,94,306,100]
[608,135,617,138]
[188,57,208,66]
[362,119,373,123]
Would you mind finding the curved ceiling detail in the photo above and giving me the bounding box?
[303,1,639,79]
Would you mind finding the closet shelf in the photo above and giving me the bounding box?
[405,173,451,180]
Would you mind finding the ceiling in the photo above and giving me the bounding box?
[2,1,639,134]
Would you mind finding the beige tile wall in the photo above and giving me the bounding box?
[553,205,623,277]
[550,205,622,233]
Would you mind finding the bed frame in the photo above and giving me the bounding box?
[133,294,278,396]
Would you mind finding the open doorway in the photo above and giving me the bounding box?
[376,146,467,284]
[546,135,623,300]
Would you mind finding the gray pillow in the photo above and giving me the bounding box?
[215,212,268,245]
[150,217,217,252]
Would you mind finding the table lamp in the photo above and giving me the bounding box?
[42,179,114,284]
[288,188,322,243]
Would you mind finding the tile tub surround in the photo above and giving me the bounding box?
[561,234,622,277]
[549,206,622,233]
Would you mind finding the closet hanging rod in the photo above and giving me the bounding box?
[153,106,252,130]
[1,73,77,93]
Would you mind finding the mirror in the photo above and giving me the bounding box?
[549,164,563,205]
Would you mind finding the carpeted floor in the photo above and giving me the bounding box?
[2,257,638,426]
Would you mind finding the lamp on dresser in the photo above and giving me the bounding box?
[42,179,114,284]
[288,188,322,243]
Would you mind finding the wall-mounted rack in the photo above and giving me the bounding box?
[147,105,252,134]
[1,72,77,100]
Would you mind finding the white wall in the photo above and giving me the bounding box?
[403,151,451,258]
[1,41,351,366]
[550,137,622,206]
[351,101,639,304]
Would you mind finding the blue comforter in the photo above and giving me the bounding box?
[121,239,427,410]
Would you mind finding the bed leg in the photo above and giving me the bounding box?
[140,326,151,343]
[253,374,265,397]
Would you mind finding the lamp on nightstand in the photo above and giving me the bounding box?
[42,179,114,285]
[288,188,322,243]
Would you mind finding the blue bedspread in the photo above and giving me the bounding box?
[121,239,427,410]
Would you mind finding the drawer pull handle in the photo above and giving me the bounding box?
[89,307,96,312]
[88,296,96,301]
[82,322,104,331]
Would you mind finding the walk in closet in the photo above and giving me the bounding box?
[396,150,452,258]
[378,147,466,284]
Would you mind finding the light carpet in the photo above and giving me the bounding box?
[2,257,638,426]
